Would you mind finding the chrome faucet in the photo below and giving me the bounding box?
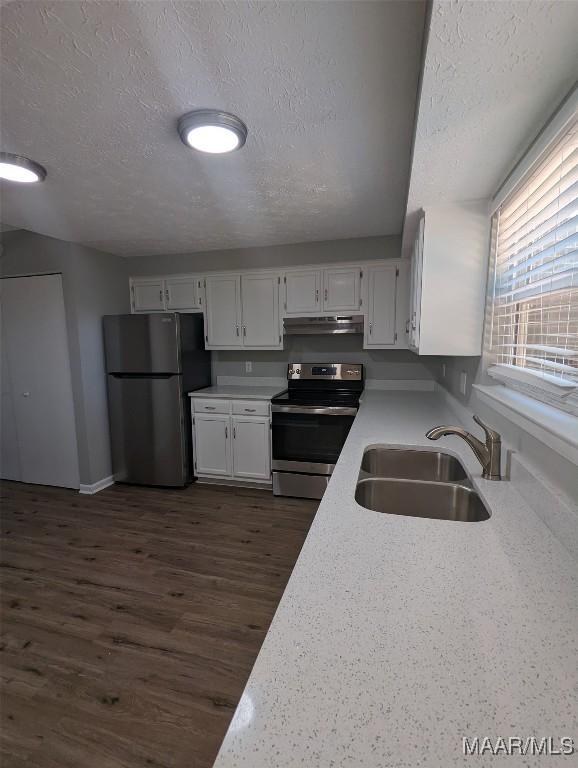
[426,415,502,481]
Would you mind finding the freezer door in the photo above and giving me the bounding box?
[107,374,188,486]
[103,313,181,374]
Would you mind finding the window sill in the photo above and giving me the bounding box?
[473,383,578,465]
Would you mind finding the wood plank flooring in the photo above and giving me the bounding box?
[0,480,318,768]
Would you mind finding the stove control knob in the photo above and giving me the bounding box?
[295,368,301,374]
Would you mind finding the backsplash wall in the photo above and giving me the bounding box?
[213,335,433,383]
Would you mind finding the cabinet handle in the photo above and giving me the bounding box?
[233,426,236,438]
[315,289,319,302]
[205,406,215,410]
[225,425,228,439]
[245,408,256,413]
[369,323,373,335]
[159,289,163,302]
[165,288,170,302]
[243,326,246,337]
[236,325,239,337]
[324,288,328,302]
[405,320,410,334]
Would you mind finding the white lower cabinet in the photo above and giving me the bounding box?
[192,399,271,484]
[193,413,231,476]
[232,416,271,480]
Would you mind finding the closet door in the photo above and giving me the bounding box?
[1,274,79,488]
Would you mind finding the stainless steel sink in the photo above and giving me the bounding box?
[355,478,490,522]
[360,447,468,483]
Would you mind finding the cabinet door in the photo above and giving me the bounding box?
[284,270,321,314]
[165,276,199,311]
[232,416,271,480]
[204,275,242,347]
[365,264,397,347]
[323,267,361,311]
[409,216,424,349]
[241,273,281,348]
[131,279,165,312]
[193,413,231,476]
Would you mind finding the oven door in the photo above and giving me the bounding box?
[271,405,357,474]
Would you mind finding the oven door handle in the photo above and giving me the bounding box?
[271,404,358,416]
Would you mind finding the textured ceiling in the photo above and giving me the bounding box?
[0,0,425,257]
[403,0,578,254]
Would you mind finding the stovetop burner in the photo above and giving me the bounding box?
[271,389,361,408]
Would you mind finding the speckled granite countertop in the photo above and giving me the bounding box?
[213,391,578,768]
[187,385,284,400]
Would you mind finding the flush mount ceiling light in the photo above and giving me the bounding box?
[0,152,46,183]
[177,109,247,154]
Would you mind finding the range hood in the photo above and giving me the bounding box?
[283,315,364,336]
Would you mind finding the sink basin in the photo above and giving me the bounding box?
[355,478,490,522]
[361,447,468,483]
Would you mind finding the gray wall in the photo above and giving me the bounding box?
[213,335,431,384]
[427,355,578,502]
[0,230,129,486]
[127,235,401,276]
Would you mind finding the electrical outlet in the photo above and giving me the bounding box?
[245,361,252,373]
[441,363,446,378]
[459,371,467,396]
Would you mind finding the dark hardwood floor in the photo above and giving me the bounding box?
[0,480,317,768]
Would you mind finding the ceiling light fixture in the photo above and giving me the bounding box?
[177,109,247,154]
[0,152,46,183]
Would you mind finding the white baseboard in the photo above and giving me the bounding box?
[79,475,114,495]
[365,379,436,391]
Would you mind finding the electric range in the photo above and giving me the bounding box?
[271,363,363,499]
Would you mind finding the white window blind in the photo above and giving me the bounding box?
[489,116,578,413]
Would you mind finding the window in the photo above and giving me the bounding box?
[488,115,578,415]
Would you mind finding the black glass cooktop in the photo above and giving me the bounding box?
[271,389,361,408]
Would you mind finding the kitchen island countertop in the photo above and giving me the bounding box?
[213,390,578,767]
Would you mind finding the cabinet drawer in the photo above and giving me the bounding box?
[192,398,231,414]
[231,400,269,417]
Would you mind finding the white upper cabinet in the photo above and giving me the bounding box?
[131,278,165,312]
[323,267,361,312]
[283,267,361,314]
[129,258,409,351]
[409,203,489,356]
[364,264,397,347]
[284,270,321,314]
[164,276,200,311]
[130,275,202,313]
[241,273,282,348]
[204,274,243,348]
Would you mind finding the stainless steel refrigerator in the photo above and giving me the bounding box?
[103,312,211,486]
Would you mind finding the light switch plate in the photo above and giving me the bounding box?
[441,363,446,378]
[245,361,252,373]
